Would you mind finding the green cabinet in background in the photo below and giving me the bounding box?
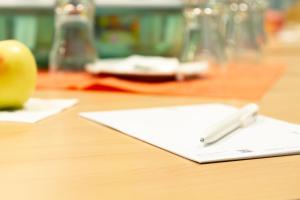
[0,6,184,68]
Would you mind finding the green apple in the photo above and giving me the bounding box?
[0,40,37,110]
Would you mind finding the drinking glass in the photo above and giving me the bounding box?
[180,0,226,66]
[49,0,97,72]
[250,0,268,46]
[225,0,262,63]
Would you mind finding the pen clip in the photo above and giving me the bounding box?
[240,109,258,127]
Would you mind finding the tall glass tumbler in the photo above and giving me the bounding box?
[225,0,261,63]
[180,0,226,66]
[49,0,97,72]
[249,0,268,46]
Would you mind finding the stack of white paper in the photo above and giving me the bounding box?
[80,104,300,163]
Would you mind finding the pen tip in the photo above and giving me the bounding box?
[200,138,204,143]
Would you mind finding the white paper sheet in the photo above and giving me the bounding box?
[80,104,300,163]
[0,98,78,123]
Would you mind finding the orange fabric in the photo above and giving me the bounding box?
[37,63,286,101]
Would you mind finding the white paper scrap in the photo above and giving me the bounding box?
[0,98,78,123]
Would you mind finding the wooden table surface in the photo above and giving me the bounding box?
[1,53,300,200]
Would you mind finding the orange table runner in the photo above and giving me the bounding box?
[37,63,286,101]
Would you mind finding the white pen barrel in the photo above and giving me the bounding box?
[200,103,259,144]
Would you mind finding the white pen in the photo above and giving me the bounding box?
[200,103,259,145]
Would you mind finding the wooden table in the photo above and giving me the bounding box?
[1,54,300,200]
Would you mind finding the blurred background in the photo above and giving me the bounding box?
[0,0,297,67]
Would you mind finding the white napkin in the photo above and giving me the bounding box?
[86,55,208,76]
[115,55,179,72]
[0,98,78,123]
